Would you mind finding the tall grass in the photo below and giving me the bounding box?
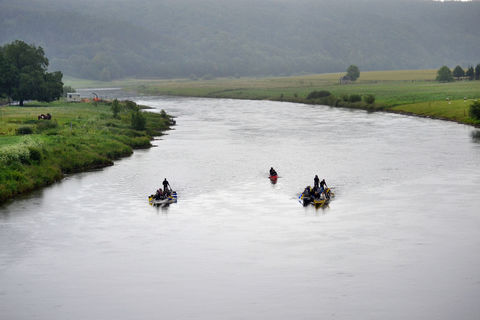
[0,100,173,203]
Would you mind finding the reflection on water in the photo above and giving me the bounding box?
[471,130,480,143]
[1,96,480,320]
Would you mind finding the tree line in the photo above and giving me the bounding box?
[436,64,480,82]
[0,40,63,105]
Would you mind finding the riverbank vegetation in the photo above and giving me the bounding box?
[124,69,480,124]
[113,69,479,106]
[0,100,173,204]
[65,69,480,127]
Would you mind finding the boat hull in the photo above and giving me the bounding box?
[149,191,177,206]
[269,175,278,184]
[299,188,334,207]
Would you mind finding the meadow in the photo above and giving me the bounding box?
[0,101,173,203]
[67,69,480,105]
[64,69,480,127]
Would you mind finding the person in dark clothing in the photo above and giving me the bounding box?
[154,188,163,200]
[162,178,171,192]
[303,186,311,197]
[270,167,277,176]
[314,175,320,189]
[320,179,327,190]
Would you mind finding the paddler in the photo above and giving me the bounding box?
[270,167,278,176]
[320,179,327,191]
[303,186,311,197]
[314,175,320,190]
[162,178,171,193]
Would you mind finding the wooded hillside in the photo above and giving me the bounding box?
[1,0,479,80]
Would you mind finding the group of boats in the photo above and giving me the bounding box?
[271,168,335,208]
[148,170,334,208]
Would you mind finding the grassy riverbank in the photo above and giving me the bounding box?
[65,69,480,126]
[0,100,173,204]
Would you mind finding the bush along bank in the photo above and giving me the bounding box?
[0,100,174,204]
[280,90,385,112]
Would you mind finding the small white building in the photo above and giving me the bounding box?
[66,92,81,102]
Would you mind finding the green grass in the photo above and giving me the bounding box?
[64,69,480,126]
[129,74,480,107]
[391,99,480,126]
[0,100,173,203]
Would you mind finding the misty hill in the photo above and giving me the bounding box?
[1,0,479,80]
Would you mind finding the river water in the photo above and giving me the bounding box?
[1,96,480,319]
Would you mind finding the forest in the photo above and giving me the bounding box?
[1,0,479,80]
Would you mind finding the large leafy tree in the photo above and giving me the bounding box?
[436,66,453,82]
[0,40,63,106]
[0,48,18,99]
[346,65,360,81]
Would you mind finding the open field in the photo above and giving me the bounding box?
[391,99,480,126]
[65,69,480,106]
[64,69,480,126]
[0,100,173,203]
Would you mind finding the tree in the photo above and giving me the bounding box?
[466,66,474,80]
[39,71,63,102]
[452,65,465,80]
[436,66,453,82]
[62,85,76,97]
[1,40,63,106]
[475,64,480,81]
[0,48,17,100]
[346,65,360,81]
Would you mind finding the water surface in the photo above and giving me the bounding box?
[1,97,479,319]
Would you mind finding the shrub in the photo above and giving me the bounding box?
[124,100,138,111]
[363,94,375,104]
[111,99,121,118]
[28,147,42,162]
[105,121,118,127]
[16,126,33,135]
[307,90,331,100]
[131,111,146,130]
[160,109,168,118]
[469,101,480,120]
[36,120,58,132]
[349,94,362,103]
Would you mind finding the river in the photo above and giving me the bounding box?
[1,96,480,319]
